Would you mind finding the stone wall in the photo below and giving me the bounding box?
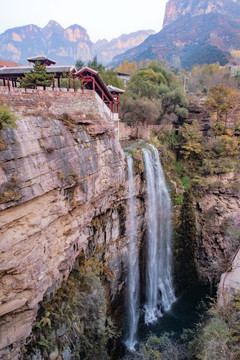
[0,87,113,122]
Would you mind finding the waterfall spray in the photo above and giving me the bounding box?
[125,154,140,350]
[142,144,176,324]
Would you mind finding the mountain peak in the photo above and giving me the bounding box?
[45,20,62,28]
[112,0,240,69]
[163,0,240,28]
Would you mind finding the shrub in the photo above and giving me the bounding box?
[174,194,184,205]
[181,176,190,190]
[24,257,118,359]
[0,105,17,130]
[213,135,239,157]
[190,294,240,360]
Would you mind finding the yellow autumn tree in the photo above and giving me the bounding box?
[180,120,202,159]
[206,84,240,134]
[117,60,138,74]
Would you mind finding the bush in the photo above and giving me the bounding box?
[213,135,239,157]
[24,257,118,359]
[189,294,240,360]
[0,105,17,130]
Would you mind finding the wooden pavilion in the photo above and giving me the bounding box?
[0,55,124,119]
[75,67,124,115]
[0,55,76,88]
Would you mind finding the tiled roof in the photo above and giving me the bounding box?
[0,60,22,68]
[0,66,32,75]
[0,65,76,76]
[46,65,76,73]
[107,85,125,93]
[27,55,56,64]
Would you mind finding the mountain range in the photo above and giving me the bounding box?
[1,0,240,70]
[111,0,240,69]
[0,21,154,66]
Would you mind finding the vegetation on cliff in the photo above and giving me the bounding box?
[23,257,119,360]
[120,61,188,125]
[0,104,17,130]
[187,63,240,94]
[189,293,240,360]
[0,104,17,151]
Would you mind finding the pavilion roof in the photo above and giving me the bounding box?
[117,72,131,77]
[46,65,76,74]
[76,67,114,101]
[0,65,76,78]
[107,85,125,94]
[27,55,56,65]
[0,66,32,75]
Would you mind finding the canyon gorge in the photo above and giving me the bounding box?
[0,88,240,359]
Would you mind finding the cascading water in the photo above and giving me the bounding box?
[142,144,176,324]
[125,154,140,350]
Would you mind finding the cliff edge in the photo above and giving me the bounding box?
[0,89,126,359]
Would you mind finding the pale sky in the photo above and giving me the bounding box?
[0,0,168,42]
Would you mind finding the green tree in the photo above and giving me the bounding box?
[120,96,160,124]
[100,69,124,89]
[120,61,188,124]
[180,120,202,159]
[19,61,55,89]
[75,59,84,70]
[87,56,105,72]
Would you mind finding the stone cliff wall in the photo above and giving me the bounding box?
[193,172,240,283]
[0,91,128,359]
[218,245,240,306]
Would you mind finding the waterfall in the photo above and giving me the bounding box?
[125,154,140,350]
[142,144,176,324]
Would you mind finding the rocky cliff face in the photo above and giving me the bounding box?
[112,0,240,68]
[0,21,154,65]
[0,89,131,359]
[95,30,155,64]
[0,21,94,65]
[195,173,240,283]
[218,245,240,306]
[163,0,240,28]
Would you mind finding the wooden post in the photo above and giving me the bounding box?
[58,77,60,88]
[117,94,119,115]
[3,79,6,87]
[7,78,10,91]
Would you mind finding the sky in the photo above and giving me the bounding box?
[0,0,168,42]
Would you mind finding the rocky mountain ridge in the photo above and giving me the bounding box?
[0,21,154,65]
[111,0,240,69]
[163,0,240,27]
